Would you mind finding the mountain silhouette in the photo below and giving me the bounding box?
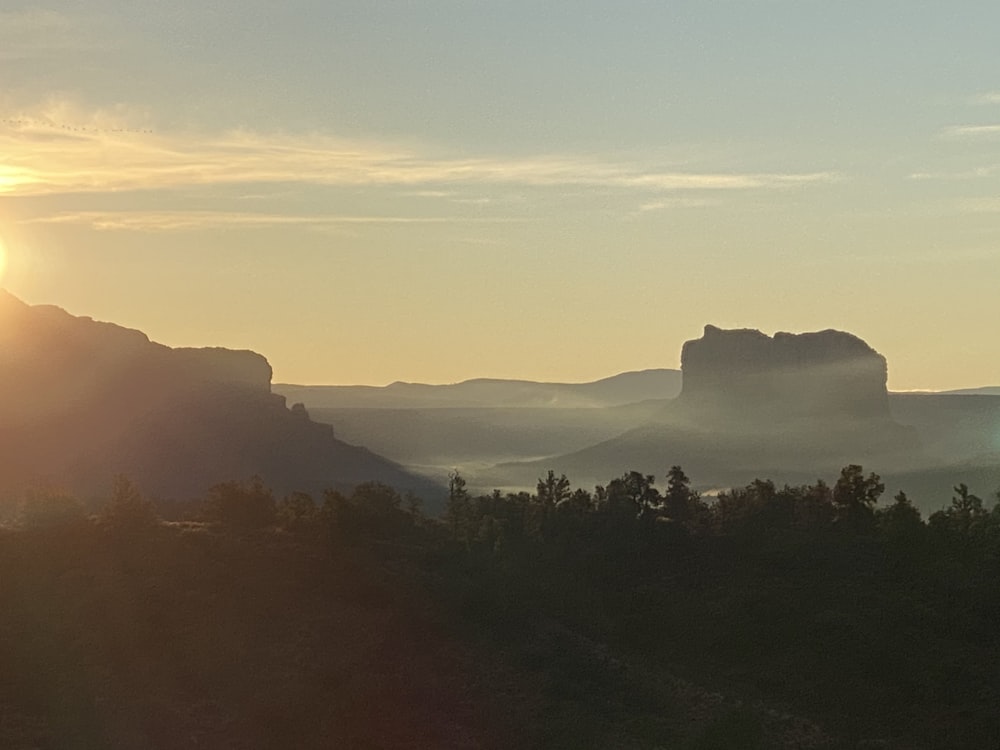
[0,290,438,504]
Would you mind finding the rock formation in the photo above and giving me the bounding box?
[677,325,890,425]
[499,325,924,492]
[0,290,437,504]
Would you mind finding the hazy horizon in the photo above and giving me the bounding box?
[1,2,998,389]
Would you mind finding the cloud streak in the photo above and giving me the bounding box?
[0,104,837,199]
[20,211,524,232]
[972,92,1000,105]
[908,164,1000,180]
[940,124,1000,138]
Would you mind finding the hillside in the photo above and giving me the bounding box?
[888,393,1000,464]
[308,401,668,482]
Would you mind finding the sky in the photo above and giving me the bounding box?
[1,1,998,389]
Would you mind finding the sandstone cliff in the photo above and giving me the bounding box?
[0,290,436,503]
[677,325,890,425]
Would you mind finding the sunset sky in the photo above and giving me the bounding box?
[1,1,998,389]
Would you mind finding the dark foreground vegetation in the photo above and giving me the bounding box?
[2,468,999,749]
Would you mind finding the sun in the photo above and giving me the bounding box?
[0,168,24,194]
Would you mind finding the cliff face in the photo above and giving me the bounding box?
[173,348,273,392]
[0,290,271,416]
[0,290,435,502]
[677,325,890,425]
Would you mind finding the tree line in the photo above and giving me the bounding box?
[3,464,999,747]
[6,464,1000,562]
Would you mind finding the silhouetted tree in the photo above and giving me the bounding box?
[793,479,836,530]
[277,491,317,531]
[714,479,791,537]
[832,465,883,529]
[876,490,924,562]
[206,476,276,529]
[560,487,594,514]
[99,474,159,532]
[352,481,401,515]
[877,490,922,532]
[663,465,702,525]
[446,470,475,546]
[537,470,572,507]
[605,471,659,517]
[929,483,989,538]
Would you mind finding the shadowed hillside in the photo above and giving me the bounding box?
[889,393,1000,463]
[308,401,668,480]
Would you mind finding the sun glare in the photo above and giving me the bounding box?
[0,166,33,194]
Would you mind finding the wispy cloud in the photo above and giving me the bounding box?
[972,91,1000,105]
[20,211,524,232]
[909,164,1000,180]
[636,198,720,212]
[940,124,1000,138]
[404,190,455,198]
[0,102,837,199]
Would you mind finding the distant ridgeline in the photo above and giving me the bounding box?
[0,290,436,503]
[276,369,683,410]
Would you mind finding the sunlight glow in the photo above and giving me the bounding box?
[0,241,7,284]
[0,167,31,193]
